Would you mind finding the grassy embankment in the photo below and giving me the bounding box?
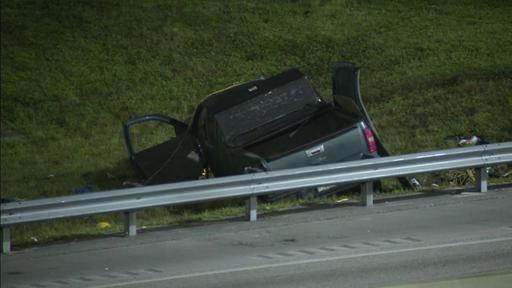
[1,0,511,248]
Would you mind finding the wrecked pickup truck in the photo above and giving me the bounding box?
[123,62,401,196]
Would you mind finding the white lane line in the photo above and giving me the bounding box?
[89,236,512,288]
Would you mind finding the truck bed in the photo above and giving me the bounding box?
[246,106,363,161]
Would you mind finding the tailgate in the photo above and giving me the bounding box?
[264,122,368,171]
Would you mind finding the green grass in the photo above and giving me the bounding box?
[1,0,512,247]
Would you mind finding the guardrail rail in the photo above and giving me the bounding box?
[2,142,512,253]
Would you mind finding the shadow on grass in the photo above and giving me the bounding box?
[81,159,139,192]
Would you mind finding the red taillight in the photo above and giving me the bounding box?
[363,128,378,153]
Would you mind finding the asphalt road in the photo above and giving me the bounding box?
[2,188,512,288]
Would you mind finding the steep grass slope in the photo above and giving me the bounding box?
[1,0,511,245]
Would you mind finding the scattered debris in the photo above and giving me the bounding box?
[123,181,143,187]
[458,135,488,146]
[444,135,489,147]
[410,178,422,190]
[72,184,94,194]
[96,222,111,229]
[441,135,509,186]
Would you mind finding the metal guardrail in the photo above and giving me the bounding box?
[2,142,512,253]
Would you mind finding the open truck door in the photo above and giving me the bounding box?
[123,114,203,185]
[332,62,390,156]
[332,62,415,189]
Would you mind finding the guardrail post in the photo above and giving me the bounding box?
[361,182,373,207]
[476,167,488,192]
[246,196,257,222]
[124,211,137,236]
[2,227,11,254]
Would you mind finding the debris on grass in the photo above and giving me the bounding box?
[96,222,112,229]
[72,184,94,194]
